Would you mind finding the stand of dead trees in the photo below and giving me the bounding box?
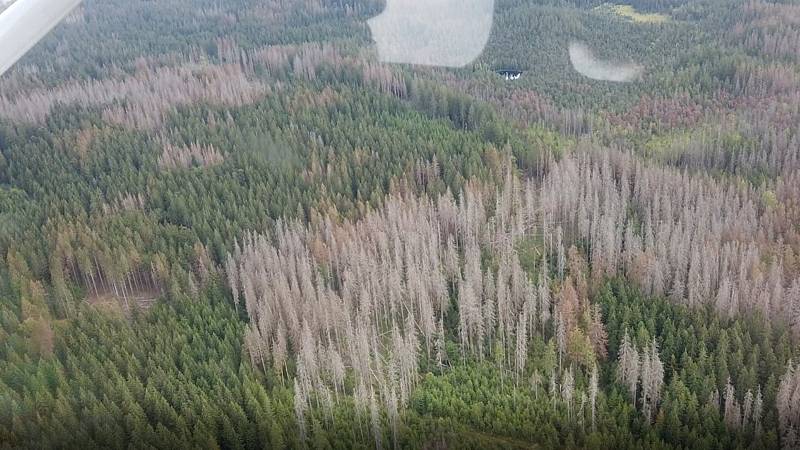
[227,164,610,445]
[228,145,800,445]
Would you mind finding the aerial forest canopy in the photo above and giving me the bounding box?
[0,0,799,449]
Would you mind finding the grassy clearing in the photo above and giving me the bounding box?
[595,3,670,24]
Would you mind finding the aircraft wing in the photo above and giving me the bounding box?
[0,0,82,76]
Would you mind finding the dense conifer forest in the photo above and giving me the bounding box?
[1,0,799,448]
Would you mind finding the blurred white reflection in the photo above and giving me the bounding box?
[569,41,643,82]
[368,0,495,68]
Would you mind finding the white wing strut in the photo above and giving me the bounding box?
[0,0,82,76]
